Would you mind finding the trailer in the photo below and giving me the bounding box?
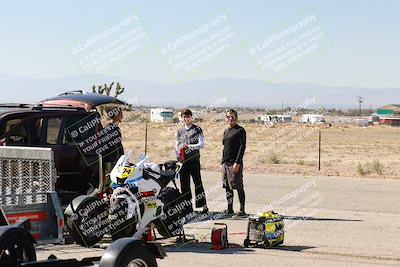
[150,108,174,123]
[0,146,166,267]
[0,213,165,267]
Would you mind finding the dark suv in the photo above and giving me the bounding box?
[0,91,128,204]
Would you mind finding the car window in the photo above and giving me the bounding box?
[5,119,28,145]
[46,118,62,144]
[33,119,43,145]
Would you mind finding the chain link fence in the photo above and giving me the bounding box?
[120,117,400,178]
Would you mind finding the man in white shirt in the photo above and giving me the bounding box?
[176,109,208,214]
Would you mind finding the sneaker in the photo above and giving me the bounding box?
[233,210,248,218]
[224,209,234,215]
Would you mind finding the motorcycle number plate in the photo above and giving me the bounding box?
[118,166,135,178]
[146,202,157,208]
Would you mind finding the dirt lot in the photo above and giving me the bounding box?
[120,115,400,178]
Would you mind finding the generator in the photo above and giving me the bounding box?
[244,211,284,248]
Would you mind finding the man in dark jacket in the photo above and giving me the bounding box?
[221,109,247,217]
[176,109,208,214]
[104,107,124,166]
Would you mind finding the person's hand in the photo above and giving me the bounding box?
[232,163,240,174]
[178,143,187,150]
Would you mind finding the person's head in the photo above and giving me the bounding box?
[108,107,124,124]
[181,109,193,126]
[225,109,238,127]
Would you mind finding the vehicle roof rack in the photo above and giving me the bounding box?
[0,103,32,109]
[58,90,84,96]
[32,104,86,111]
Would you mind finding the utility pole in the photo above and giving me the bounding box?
[281,101,284,115]
[357,96,364,117]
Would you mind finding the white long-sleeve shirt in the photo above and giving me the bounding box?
[175,124,205,159]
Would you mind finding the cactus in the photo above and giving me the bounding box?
[114,82,125,98]
[105,82,113,96]
[91,82,125,116]
[91,82,124,98]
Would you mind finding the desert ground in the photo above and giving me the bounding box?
[120,112,400,179]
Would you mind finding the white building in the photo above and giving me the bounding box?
[300,114,325,124]
[150,108,174,123]
[256,114,292,124]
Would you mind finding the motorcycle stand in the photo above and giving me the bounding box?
[175,228,196,244]
[151,224,196,244]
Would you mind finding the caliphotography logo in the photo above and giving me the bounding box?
[69,8,153,76]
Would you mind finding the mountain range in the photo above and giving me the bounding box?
[1,73,398,109]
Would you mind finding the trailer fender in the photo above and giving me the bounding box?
[99,238,166,267]
[0,226,36,245]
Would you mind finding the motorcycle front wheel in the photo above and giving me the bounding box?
[64,195,108,247]
[109,198,138,241]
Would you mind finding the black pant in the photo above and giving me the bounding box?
[180,159,207,208]
[226,188,245,212]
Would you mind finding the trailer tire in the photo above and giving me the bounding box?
[119,244,157,267]
[100,239,157,267]
[0,227,36,265]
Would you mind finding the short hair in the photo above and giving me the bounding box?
[108,106,123,119]
[181,109,192,117]
[225,109,238,118]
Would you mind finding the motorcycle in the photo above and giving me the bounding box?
[65,150,192,246]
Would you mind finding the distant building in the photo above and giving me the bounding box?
[377,104,400,126]
[300,114,325,124]
[150,108,174,123]
[276,115,292,123]
[255,114,292,124]
[355,118,369,127]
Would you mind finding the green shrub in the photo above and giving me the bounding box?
[372,160,383,175]
[356,163,365,176]
[269,153,281,164]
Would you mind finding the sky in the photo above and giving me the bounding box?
[0,0,399,89]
